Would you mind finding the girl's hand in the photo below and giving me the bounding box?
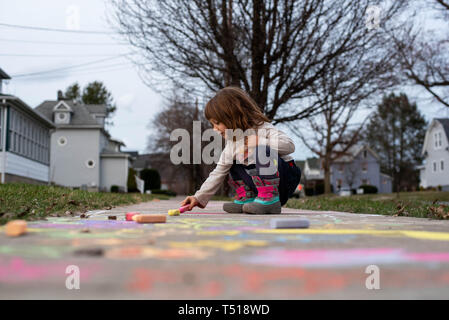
[181,196,201,210]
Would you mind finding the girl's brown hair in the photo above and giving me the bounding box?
[205,87,270,130]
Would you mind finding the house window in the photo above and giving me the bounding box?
[58,113,66,120]
[58,136,67,146]
[434,132,443,149]
[362,179,369,185]
[337,179,342,188]
[362,163,368,173]
[363,150,367,158]
[86,159,96,168]
[338,165,344,173]
[433,161,437,172]
[441,160,445,171]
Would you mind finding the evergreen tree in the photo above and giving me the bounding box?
[364,93,427,192]
[60,81,117,125]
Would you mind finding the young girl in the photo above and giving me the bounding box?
[181,87,301,214]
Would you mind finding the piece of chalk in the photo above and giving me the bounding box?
[132,214,166,224]
[179,205,190,213]
[126,212,139,221]
[270,218,310,229]
[5,220,27,237]
[168,209,180,216]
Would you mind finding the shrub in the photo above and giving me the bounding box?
[305,187,314,196]
[110,185,119,193]
[140,169,161,191]
[127,168,138,192]
[359,184,378,194]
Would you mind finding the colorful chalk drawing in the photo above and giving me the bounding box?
[273,234,358,244]
[243,248,449,268]
[252,229,449,241]
[105,246,211,260]
[169,239,267,251]
[2,206,449,298]
[0,258,100,283]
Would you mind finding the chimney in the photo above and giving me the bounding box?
[57,90,64,101]
[0,68,11,95]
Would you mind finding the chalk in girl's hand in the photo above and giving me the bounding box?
[132,214,166,224]
[179,205,190,213]
[270,218,310,229]
[168,205,190,216]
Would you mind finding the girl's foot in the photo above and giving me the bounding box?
[243,176,281,214]
[223,178,255,213]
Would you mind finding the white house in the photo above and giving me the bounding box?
[35,97,130,192]
[0,68,54,184]
[419,118,449,191]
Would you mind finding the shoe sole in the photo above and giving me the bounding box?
[243,202,281,214]
[223,203,243,213]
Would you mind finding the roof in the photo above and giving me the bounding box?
[306,157,321,170]
[35,100,104,126]
[85,104,107,115]
[0,94,54,128]
[435,118,449,142]
[101,151,129,158]
[333,144,380,163]
[0,68,11,80]
[295,160,305,170]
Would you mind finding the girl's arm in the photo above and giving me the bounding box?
[258,125,295,156]
[182,143,233,208]
[193,159,232,208]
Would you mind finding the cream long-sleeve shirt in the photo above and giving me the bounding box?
[193,122,295,207]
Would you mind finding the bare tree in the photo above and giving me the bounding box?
[393,0,449,107]
[288,41,396,194]
[110,0,407,123]
[148,90,216,194]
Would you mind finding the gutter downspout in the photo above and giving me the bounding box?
[1,100,7,184]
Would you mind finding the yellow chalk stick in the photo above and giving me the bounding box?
[168,209,180,216]
[5,220,27,237]
[132,214,166,223]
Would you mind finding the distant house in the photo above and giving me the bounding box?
[331,145,392,194]
[419,118,449,191]
[295,158,323,194]
[35,97,130,192]
[0,68,54,184]
[297,145,392,194]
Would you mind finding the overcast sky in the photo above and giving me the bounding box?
[1,0,448,161]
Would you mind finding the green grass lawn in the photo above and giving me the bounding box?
[0,183,171,225]
[286,191,449,220]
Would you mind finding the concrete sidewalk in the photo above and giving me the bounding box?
[1,196,449,299]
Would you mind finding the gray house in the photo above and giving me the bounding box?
[419,118,449,191]
[331,145,392,194]
[35,98,130,192]
[1,68,54,184]
[298,145,392,194]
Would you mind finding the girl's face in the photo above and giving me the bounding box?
[209,119,227,137]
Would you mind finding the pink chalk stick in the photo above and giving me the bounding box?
[126,212,139,221]
[179,205,191,213]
